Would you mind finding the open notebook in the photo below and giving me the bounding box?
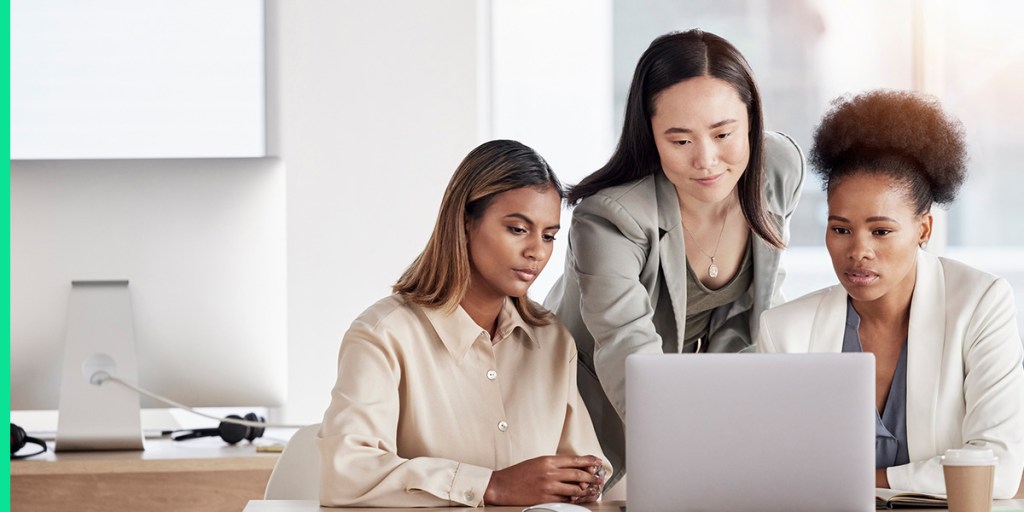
[875,489,947,509]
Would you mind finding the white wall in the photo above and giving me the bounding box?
[267,0,489,423]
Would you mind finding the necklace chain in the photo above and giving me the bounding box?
[681,207,730,278]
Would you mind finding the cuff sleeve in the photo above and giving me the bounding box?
[449,462,493,507]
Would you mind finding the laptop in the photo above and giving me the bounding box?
[625,353,875,512]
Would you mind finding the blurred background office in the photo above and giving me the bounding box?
[11,0,1024,428]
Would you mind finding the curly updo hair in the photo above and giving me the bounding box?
[810,90,968,214]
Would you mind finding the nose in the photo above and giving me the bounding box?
[849,233,874,261]
[691,139,719,171]
[524,234,547,262]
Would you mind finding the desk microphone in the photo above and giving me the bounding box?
[11,424,48,459]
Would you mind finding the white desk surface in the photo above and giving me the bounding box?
[21,436,278,461]
[12,427,295,463]
[244,499,1024,512]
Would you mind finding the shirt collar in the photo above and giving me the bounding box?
[844,297,862,330]
[421,298,539,362]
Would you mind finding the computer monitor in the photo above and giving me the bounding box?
[10,157,287,443]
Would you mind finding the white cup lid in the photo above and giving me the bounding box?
[941,448,998,466]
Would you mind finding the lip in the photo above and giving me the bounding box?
[692,173,725,186]
[843,268,879,286]
[513,268,538,282]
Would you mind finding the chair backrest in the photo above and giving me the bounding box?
[264,423,321,500]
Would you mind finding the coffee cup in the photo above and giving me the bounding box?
[941,448,998,512]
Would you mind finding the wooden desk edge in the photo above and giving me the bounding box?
[12,455,279,475]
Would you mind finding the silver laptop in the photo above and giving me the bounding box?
[625,353,875,512]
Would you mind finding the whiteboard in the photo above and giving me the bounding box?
[11,0,265,159]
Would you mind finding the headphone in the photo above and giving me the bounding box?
[170,413,266,444]
[11,423,48,459]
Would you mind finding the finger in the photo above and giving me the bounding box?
[555,468,603,485]
[552,454,604,469]
[576,486,601,504]
[549,481,591,498]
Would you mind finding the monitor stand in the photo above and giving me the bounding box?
[56,280,144,451]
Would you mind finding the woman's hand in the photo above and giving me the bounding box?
[483,455,605,506]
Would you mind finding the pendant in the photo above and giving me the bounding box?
[708,258,719,278]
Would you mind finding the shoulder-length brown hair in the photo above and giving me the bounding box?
[569,29,783,248]
[393,140,565,326]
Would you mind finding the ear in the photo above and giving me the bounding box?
[918,211,933,247]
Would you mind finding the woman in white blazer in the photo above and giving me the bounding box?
[544,29,805,485]
[758,90,1024,498]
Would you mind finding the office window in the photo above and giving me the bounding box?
[941,1,1024,247]
[934,1,1024,333]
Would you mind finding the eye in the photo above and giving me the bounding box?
[671,139,691,146]
[830,226,850,235]
[508,226,527,235]
[716,132,732,139]
[543,234,557,243]
[872,229,893,236]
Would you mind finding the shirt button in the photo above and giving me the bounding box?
[464,490,475,502]
[497,421,509,432]
[486,370,497,380]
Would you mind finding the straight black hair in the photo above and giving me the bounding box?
[569,29,782,248]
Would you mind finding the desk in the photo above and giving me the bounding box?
[245,501,627,511]
[243,499,1024,511]
[11,437,280,512]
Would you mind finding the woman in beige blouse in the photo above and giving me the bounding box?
[318,139,610,508]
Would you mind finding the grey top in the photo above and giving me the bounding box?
[842,300,910,469]
[675,241,754,353]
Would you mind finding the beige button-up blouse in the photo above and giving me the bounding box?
[318,294,609,507]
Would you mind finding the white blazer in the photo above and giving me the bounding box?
[758,250,1024,498]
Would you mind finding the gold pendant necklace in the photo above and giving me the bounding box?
[681,206,730,279]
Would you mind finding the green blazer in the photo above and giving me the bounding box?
[544,131,805,483]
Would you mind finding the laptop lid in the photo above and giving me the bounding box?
[625,353,875,512]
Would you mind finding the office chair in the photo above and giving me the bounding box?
[264,423,321,500]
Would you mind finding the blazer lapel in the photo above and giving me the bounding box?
[753,210,786,297]
[655,172,689,351]
[749,232,782,340]
[906,250,945,460]
[808,285,848,353]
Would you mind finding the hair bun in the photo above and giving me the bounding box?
[810,89,967,206]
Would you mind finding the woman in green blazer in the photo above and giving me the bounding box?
[544,29,805,485]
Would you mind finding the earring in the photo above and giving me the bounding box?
[919,241,929,249]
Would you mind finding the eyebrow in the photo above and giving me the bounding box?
[663,118,738,134]
[506,213,559,230]
[827,215,901,223]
